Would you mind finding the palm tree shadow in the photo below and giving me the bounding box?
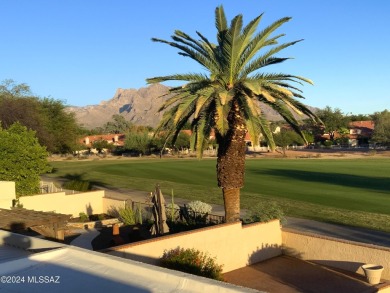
[253,169,390,193]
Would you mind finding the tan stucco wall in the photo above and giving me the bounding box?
[19,190,105,217]
[103,197,126,217]
[0,181,16,209]
[107,220,282,273]
[283,229,390,280]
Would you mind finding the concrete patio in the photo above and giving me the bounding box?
[224,255,390,293]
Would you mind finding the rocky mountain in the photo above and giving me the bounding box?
[67,84,317,129]
[66,84,171,129]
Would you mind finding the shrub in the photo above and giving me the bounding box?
[323,140,333,148]
[160,247,223,280]
[118,207,136,225]
[243,201,285,224]
[165,203,180,221]
[79,212,89,222]
[187,201,212,214]
[63,180,91,191]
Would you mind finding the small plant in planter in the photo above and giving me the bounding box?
[160,247,223,281]
[78,212,89,222]
[118,207,136,225]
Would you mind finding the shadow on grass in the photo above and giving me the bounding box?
[60,172,110,190]
[253,169,390,193]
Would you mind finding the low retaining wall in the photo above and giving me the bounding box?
[106,220,282,273]
[282,229,390,280]
[68,218,120,229]
[0,181,16,209]
[18,190,105,217]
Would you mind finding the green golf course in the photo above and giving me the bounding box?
[46,156,390,232]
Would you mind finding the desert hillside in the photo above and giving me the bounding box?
[67,84,318,129]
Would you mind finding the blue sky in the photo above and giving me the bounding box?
[1,1,389,115]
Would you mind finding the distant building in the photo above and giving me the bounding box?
[81,134,125,148]
[348,121,375,146]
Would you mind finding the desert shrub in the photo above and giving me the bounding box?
[160,247,223,280]
[118,207,136,225]
[187,201,212,214]
[323,140,333,148]
[63,180,91,191]
[79,212,89,222]
[165,203,180,221]
[243,201,285,224]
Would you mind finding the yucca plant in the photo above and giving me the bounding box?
[147,5,322,222]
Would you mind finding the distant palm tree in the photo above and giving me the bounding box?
[147,5,321,222]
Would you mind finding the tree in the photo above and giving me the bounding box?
[124,131,151,155]
[0,80,82,154]
[316,106,349,142]
[103,114,134,134]
[0,122,51,197]
[92,139,113,154]
[372,110,390,146]
[38,97,81,153]
[146,6,321,222]
[171,131,191,150]
[273,129,305,156]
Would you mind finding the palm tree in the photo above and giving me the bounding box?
[146,5,322,222]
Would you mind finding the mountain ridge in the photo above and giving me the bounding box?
[66,84,316,129]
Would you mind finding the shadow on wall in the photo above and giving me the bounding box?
[86,203,93,216]
[3,223,31,250]
[282,246,304,259]
[248,243,282,265]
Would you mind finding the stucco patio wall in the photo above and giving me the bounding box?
[282,229,390,280]
[18,191,105,217]
[106,219,282,273]
[102,197,126,217]
[0,181,16,209]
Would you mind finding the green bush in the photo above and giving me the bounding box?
[63,180,91,191]
[323,140,333,148]
[243,201,285,224]
[160,247,223,280]
[118,207,136,225]
[79,212,89,222]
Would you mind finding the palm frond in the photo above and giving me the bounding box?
[265,100,307,144]
[214,99,230,136]
[158,92,189,112]
[151,38,218,70]
[239,17,291,66]
[241,40,302,76]
[258,114,275,150]
[146,73,208,84]
[215,5,228,33]
[239,57,290,78]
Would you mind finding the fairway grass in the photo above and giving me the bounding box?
[46,156,390,232]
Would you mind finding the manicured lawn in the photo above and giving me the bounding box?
[46,157,390,231]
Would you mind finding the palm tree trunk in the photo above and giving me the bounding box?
[222,188,241,222]
[216,100,247,222]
